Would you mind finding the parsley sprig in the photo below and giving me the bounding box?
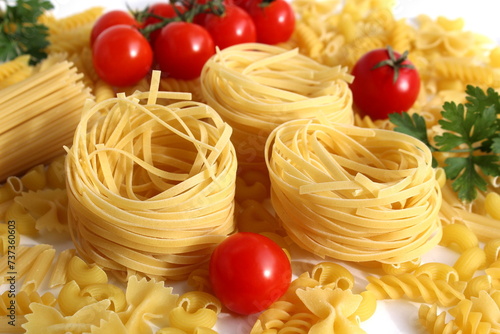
[389,85,500,202]
[0,0,53,64]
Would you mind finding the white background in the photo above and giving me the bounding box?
[51,0,500,44]
[46,1,500,333]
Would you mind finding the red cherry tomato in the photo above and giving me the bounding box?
[209,232,292,315]
[154,22,215,80]
[92,25,153,86]
[203,5,256,49]
[90,10,140,46]
[143,3,186,45]
[246,0,295,45]
[350,47,421,120]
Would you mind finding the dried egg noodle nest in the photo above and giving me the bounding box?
[65,73,237,279]
[201,43,354,167]
[265,119,443,263]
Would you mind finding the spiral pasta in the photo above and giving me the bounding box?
[65,72,238,279]
[265,118,442,263]
[366,273,466,307]
[419,290,500,333]
[201,43,353,167]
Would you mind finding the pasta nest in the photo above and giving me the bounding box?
[201,43,354,168]
[265,118,443,263]
[65,76,237,279]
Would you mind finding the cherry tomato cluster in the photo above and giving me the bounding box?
[91,0,295,86]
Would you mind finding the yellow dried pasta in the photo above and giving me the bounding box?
[439,223,479,253]
[169,291,221,333]
[265,118,442,263]
[65,71,237,279]
[453,246,487,281]
[0,56,92,182]
[381,258,421,276]
[366,273,466,307]
[201,43,354,167]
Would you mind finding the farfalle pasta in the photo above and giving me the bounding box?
[251,262,374,333]
[65,72,237,279]
[11,188,69,233]
[265,118,442,263]
[22,299,113,333]
[122,276,178,334]
[0,290,56,316]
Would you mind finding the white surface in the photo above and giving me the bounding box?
[42,1,500,333]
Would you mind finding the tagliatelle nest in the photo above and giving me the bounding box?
[201,43,354,167]
[65,71,238,280]
[265,118,442,263]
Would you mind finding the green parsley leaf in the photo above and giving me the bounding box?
[491,137,500,154]
[388,112,434,149]
[446,156,487,203]
[388,112,438,167]
[0,0,54,64]
[390,85,500,202]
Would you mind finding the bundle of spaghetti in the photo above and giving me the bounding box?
[0,55,92,182]
[65,72,238,280]
[201,43,354,167]
[265,118,442,263]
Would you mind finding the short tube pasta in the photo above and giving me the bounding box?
[65,72,238,279]
[265,118,442,263]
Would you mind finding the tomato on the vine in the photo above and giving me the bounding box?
[350,46,421,120]
[143,2,186,45]
[92,25,153,86]
[203,4,256,49]
[246,0,295,45]
[154,21,215,80]
[90,10,140,46]
[192,0,233,25]
[209,232,292,315]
